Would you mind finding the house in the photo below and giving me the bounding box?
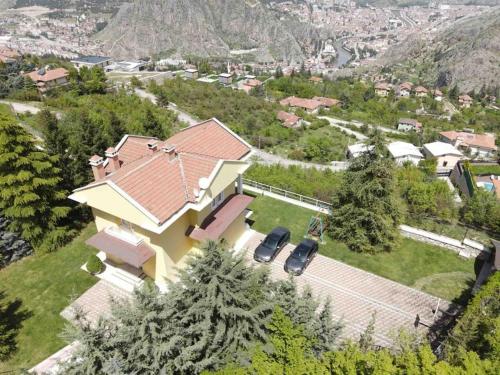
[277,111,302,128]
[309,76,323,85]
[398,82,413,97]
[439,131,497,159]
[374,82,391,97]
[184,68,199,79]
[279,96,323,114]
[423,141,463,169]
[432,89,443,101]
[346,143,373,159]
[387,141,423,166]
[69,119,254,289]
[219,73,233,85]
[414,86,428,97]
[397,118,422,132]
[71,55,112,70]
[25,67,69,93]
[312,96,340,108]
[105,60,147,72]
[0,47,20,64]
[458,94,473,108]
[241,78,262,94]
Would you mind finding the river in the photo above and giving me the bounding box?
[333,39,353,69]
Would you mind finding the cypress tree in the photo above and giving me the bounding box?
[142,108,165,139]
[0,108,71,252]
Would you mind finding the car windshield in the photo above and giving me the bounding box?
[263,234,280,248]
[292,244,309,260]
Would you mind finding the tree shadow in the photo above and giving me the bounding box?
[0,290,33,361]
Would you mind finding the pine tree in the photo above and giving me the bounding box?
[328,129,401,253]
[359,312,376,352]
[314,297,343,355]
[142,108,165,139]
[0,109,71,252]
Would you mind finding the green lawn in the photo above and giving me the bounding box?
[248,194,475,303]
[0,224,98,372]
[469,164,500,176]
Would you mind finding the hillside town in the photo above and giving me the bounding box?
[0,2,499,375]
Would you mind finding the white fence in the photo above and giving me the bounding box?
[243,178,332,213]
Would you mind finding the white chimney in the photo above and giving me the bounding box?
[147,139,158,154]
[105,147,120,172]
[89,154,105,181]
[162,143,177,161]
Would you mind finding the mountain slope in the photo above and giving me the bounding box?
[380,9,500,92]
[97,0,316,62]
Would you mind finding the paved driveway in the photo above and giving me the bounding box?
[242,232,452,347]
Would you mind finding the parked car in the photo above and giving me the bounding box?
[284,239,318,275]
[254,227,290,263]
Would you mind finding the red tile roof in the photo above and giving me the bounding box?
[277,111,301,128]
[440,131,497,151]
[374,82,390,91]
[25,68,68,82]
[279,96,322,111]
[243,79,262,88]
[415,86,428,93]
[78,119,251,224]
[313,96,340,107]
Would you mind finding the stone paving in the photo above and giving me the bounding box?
[242,231,452,347]
[61,280,131,326]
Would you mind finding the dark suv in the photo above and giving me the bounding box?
[284,239,318,275]
[253,227,291,263]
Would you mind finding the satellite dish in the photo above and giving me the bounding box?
[198,177,209,190]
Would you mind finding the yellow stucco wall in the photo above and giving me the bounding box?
[77,160,250,286]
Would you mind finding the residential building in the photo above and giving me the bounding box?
[71,55,112,70]
[439,131,497,159]
[105,60,147,72]
[346,143,373,159]
[241,78,262,94]
[184,68,199,79]
[312,96,340,108]
[279,96,323,114]
[397,118,422,132]
[398,82,412,97]
[387,141,423,166]
[219,73,233,85]
[374,82,391,97]
[277,111,302,128]
[414,86,428,97]
[309,76,323,84]
[432,89,443,101]
[0,47,20,64]
[458,94,473,108]
[25,67,69,93]
[423,141,463,169]
[69,119,253,289]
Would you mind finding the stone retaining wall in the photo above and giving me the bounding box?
[399,224,484,258]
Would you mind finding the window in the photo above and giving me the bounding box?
[211,191,225,209]
[443,161,448,167]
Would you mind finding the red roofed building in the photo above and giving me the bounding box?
[459,95,473,108]
[414,86,428,97]
[398,82,413,97]
[70,118,254,288]
[0,47,20,64]
[440,131,497,159]
[374,82,391,97]
[277,111,302,128]
[280,96,323,114]
[241,78,262,94]
[312,96,340,108]
[25,67,69,93]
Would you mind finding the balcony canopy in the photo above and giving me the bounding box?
[189,194,253,242]
[86,230,155,268]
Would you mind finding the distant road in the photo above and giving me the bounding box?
[319,115,403,137]
[318,116,367,141]
[0,100,41,114]
[134,88,199,126]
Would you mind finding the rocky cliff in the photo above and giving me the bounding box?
[97,0,318,62]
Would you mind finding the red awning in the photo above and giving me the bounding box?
[189,194,254,242]
[86,231,155,268]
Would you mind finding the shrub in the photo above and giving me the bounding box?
[86,254,104,274]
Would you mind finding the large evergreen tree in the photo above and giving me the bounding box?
[328,129,401,253]
[0,108,71,252]
[62,241,273,374]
